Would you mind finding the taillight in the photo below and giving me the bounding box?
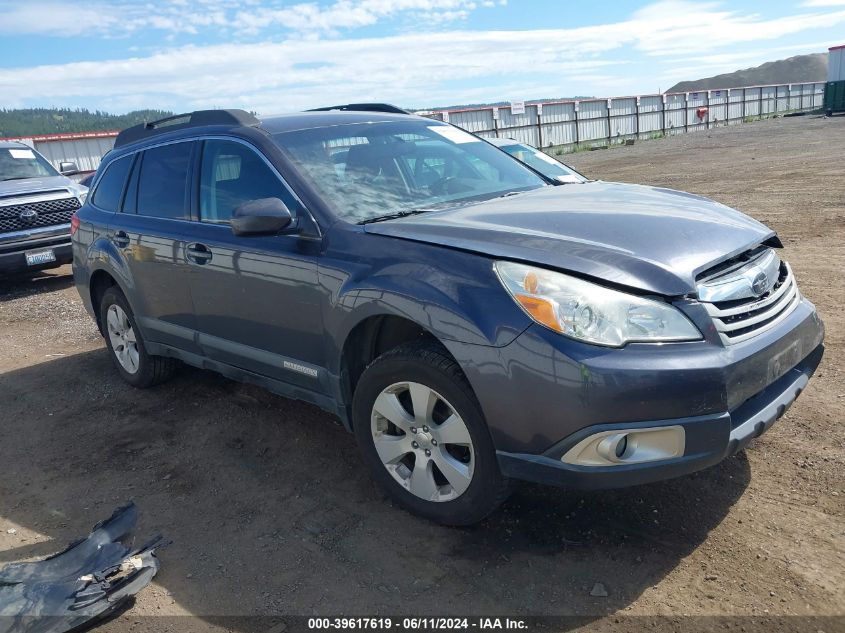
[70,212,80,236]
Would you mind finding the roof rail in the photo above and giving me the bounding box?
[114,109,260,148]
[306,103,410,115]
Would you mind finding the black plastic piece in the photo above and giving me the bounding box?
[307,103,410,115]
[0,503,166,633]
[114,109,260,148]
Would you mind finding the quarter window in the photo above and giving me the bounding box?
[136,142,193,220]
[199,140,291,224]
[91,155,132,212]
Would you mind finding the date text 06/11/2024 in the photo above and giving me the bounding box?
[307,617,528,630]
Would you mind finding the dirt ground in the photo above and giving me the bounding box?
[0,114,843,632]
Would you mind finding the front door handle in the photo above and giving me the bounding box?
[113,230,130,248]
[186,243,213,265]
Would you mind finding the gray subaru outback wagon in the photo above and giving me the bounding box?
[72,107,824,525]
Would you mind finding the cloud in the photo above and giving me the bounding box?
[0,1,841,112]
[232,0,487,33]
[0,0,491,37]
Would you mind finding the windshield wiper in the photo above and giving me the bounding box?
[358,209,431,225]
[1,176,35,181]
[498,190,528,198]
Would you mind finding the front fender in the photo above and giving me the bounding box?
[320,233,533,377]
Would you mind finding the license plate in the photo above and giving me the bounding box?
[25,249,56,266]
[768,339,803,382]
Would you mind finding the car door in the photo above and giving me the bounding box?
[185,137,325,390]
[111,140,202,355]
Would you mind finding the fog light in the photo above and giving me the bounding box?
[561,425,685,467]
[596,433,630,463]
[615,434,628,458]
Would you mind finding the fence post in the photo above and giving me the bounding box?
[573,101,580,149]
[606,99,612,146]
[742,88,746,122]
[635,96,640,140]
[759,87,763,118]
[535,104,543,148]
[684,93,689,134]
[661,94,667,136]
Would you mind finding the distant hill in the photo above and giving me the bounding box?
[0,108,174,138]
[667,53,827,93]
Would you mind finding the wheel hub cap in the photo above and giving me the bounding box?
[414,430,434,450]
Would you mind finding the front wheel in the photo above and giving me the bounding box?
[99,286,176,388]
[353,340,512,525]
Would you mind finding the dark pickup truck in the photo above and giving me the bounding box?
[0,141,88,275]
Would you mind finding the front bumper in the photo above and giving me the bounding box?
[445,295,824,488]
[496,342,823,489]
[0,226,72,275]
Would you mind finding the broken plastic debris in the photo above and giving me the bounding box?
[0,503,167,633]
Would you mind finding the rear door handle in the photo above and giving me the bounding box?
[113,231,130,248]
[186,242,213,265]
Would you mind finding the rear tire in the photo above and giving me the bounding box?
[353,339,512,525]
[99,286,176,388]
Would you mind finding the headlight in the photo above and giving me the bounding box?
[77,187,88,204]
[494,261,702,347]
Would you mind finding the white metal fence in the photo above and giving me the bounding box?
[422,82,827,151]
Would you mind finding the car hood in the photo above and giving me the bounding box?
[363,182,776,296]
[0,175,78,199]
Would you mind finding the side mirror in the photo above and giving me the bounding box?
[59,161,79,176]
[231,197,294,236]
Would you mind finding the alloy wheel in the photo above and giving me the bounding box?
[106,304,140,375]
[370,381,475,502]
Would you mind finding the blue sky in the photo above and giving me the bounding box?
[0,0,843,114]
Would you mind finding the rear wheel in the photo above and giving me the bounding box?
[99,286,176,388]
[353,340,512,525]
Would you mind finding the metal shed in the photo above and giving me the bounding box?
[825,44,845,115]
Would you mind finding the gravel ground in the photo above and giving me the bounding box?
[0,114,843,632]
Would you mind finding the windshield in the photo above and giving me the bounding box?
[274,121,546,223]
[499,143,585,183]
[0,146,59,181]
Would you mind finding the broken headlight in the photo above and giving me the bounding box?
[495,261,702,347]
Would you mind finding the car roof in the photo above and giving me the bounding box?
[486,137,521,147]
[258,110,431,134]
[0,140,29,149]
[110,109,440,153]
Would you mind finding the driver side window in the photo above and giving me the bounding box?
[199,140,292,224]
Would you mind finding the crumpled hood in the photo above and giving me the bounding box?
[0,175,79,199]
[364,182,776,296]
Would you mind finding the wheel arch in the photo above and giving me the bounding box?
[338,313,464,429]
[88,268,131,336]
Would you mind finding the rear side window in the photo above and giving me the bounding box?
[91,155,132,212]
[136,142,193,220]
[199,140,292,224]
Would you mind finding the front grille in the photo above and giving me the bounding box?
[702,261,800,344]
[0,196,80,234]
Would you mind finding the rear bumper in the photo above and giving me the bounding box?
[0,227,72,275]
[496,342,823,489]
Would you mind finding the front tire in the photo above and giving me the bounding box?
[353,340,512,525]
[99,286,176,388]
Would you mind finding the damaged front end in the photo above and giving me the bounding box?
[0,503,165,633]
